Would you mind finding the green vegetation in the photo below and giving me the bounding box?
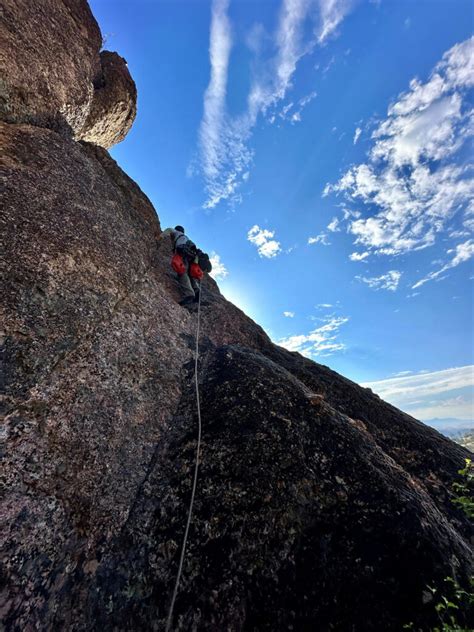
[404,459,473,631]
[452,459,474,519]
[408,577,473,632]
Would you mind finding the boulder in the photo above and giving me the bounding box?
[79,51,137,148]
[0,1,137,147]
[0,0,101,136]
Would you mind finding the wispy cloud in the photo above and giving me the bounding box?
[274,0,312,103]
[248,224,282,258]
[199,0,235,208]
[324,37,474,262]
[327,217,340,232]
[353,126,362,144]
[408,396,473,423]
[412,239,474,288]
[198,0,353,209]
[278,314,349,357]
[276,90,318,124]
[349,251,370,261]
[317,0,353,44]
[209,252,229,279]
[308,233,331,245]
[300,90,318,107]
[356,270,401,291]
[362,366,474,420]
[363,366,473,400]
[283,310,295,317]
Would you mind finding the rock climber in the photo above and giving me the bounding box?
[161,226,211,306]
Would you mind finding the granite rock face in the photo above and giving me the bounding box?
[0,0,101,136]
[1,2,472,631]
[0,0,136,146]
[80,346,472,632]
[79,51,137,148]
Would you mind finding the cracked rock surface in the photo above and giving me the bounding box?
[1,1,472,631]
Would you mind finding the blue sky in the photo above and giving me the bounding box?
[90,0,473,429]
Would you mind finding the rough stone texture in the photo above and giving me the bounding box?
[0,1,136,147]
[79,51,137,148]
[83,346,473,632]
[1,2,473,631]
[0,0,101,136]
[2,120,473,632]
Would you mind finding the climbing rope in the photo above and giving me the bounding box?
[165,282,203,632]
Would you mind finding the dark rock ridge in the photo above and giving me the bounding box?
[1,2,472,631]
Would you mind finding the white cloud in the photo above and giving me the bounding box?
[209,252,229,280]
[317,0,353,44]
[327,217,340,232]
[274,0,312,102]
[198,0,353,209]
[349,251,370,261]
[281,102,294,118]
[299,90,318,107]
[356,270,401,291]
[308,233,331,245]
[245,22,266,54]
[342,207,361,220]
[371,94,464,167]
[407,396,473,422]
[283,311,295,317]
[291,111,302,123]
[317,303,333,308]
[412,239,474,288]
[362,366,473,401]
[279,314,349,357]
[353,126,362,144]
[199,0,235,208]
[279,90,318,123]
[324,37,474,260]
[362,366,474,420]
[247,224,282,258]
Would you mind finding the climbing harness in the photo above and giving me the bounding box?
[165,281,203,632]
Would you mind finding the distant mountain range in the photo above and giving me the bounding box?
[424,417,474,438]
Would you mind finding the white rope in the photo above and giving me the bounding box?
[165,282,202,632]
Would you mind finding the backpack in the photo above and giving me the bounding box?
[171,253,186,275]
[176,239,197,261]
[189,262,204,280]
[196,249,212,273]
